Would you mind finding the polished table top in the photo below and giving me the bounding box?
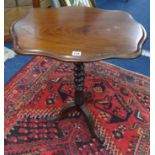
[11,7,146,62]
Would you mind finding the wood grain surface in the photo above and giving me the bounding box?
[11,7,146,62]
[5,7,31,42]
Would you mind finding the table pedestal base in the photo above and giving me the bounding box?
[50,63,104,143]
[58,102,104,143]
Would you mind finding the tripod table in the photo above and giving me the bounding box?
[11,6,146,143]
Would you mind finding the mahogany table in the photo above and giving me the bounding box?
[11,6,146,143]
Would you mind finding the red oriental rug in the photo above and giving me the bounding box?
[4,56,150,155]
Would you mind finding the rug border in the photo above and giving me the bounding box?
[4,56,35,88]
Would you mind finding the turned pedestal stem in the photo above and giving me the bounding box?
[74,63,85,106]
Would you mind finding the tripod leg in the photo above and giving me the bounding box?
[80,104,104,143]
[47,102,77,121]
[58,102,79,119]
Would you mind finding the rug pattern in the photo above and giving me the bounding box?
[4,56,150,155]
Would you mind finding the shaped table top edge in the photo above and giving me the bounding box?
[11,7,147,62]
